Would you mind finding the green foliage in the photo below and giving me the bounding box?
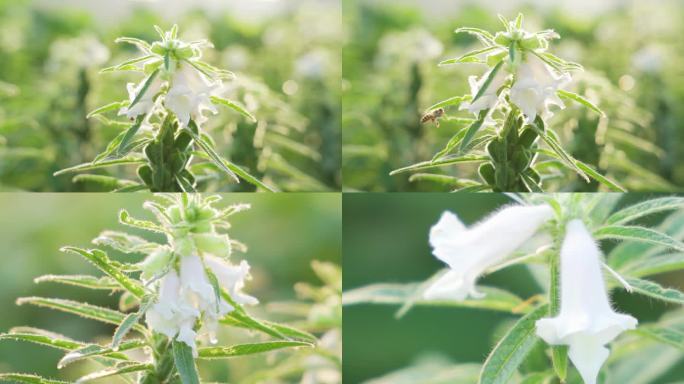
[0,194,338,383]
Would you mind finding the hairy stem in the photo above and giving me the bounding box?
[549,222,568,381]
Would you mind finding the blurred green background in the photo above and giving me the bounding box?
[0,193,341,381]
[0,0,341,192]
[342,0,684,192]
[342,193,684,383]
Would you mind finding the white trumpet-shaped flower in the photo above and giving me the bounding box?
[165,65,219,127]
[145,253,257,355]
[536,220,637,384]
[460,65,508,116]
[424,204,553,301]
[119,76,162,120]
[510,56,571,123]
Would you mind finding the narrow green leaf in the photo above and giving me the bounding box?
[606,197,684,226]
[184,122,239,183]
[0,373,69,384]
[342,283,525,313]
[439,46,499,66]
[93,230,160,254]
[0,330,82,351]
[574,159,625,192]
[112,296,154,349]
[197,341,312,359]
[634,326,684,350]
[100,55,156,74]
[220,316,317,343]
[391,155,487,175]
[173,341,201,384]
[116,115,146,157]
[425,95,471,113]
[626,278,684,305]
[210,95,256,122]
[119,209,168,234]
[459,110,489,152]
[34,274,120,291]
[128,69,159,110]
[530,118,589,182]
[594,226,684,252]
[58,339,144,368]
[15,297,144,331]
[557,90,605,116]
[471,61,503,104]
[454,27,498,46]
[75,363,152,383]
[114,37,152,52]
[61,247,146,298]
[86,100,129,119]
[53,157,145,176]
[624,253,684,278]
[479,305,549,384]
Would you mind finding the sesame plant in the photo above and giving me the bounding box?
[54,25,277,193]
[0,194,320,383]
[345,194,684,383]
[391,14,624,192]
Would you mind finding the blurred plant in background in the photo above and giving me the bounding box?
[344,194,684,383]
[0,0,340,192]
[342,1,684,192]
[0,193,342,383]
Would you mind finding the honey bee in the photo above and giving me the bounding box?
[421,108,445,127]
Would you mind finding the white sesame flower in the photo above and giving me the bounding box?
[164,65,219,127]
[424,204,553,301]
[536,220,637,384]
[510,56,570,123]
[460,66,508,116]
[205,256,259,306]
[119,77,162,120]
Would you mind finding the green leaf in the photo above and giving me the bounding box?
[520,372,554,384]
[594,226,684,252]
[221,157,278,192]
[0,373,69,384]
[60,247,146,298]
[93,230,160,254]
[112,296,154,349]
[454,27,498,46]
[0,329,83,351]
[128,69,159,111]
[606,197,684,226]
[557,90,605,116]
[16,297,144,331]
[574,159,625,192]
[100,55,156,73]
[471,61,503,104]
[75,363,152,383]
[58,339,145,368]
[115,115,146,157]
[184,122,239,183]
[459,110,489,152]
[425,95,471,112]
[342,283,525,313]
[86,100,129,118]
[119,209,168,234]
[390,155,487,175]
[530,119,589,182]
[114,37,152,52]
[173,341,201,384]
[34,274,120,291]
[197,341,313,359]
[479,305,549,384]
[634,325,684,350]
[439,46,500,66]
[220,315,317,343]
[623,252,684,278]
[626,278,684,305]
[53,157,145,176]
[210,95,256,122]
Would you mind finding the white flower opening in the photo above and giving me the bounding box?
[460,65,508,116]
[424,204,553,300]
[510,56,570,123]
[165,65,220,127]
[536,220,637,384]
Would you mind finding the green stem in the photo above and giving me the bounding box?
[549,222,568,382]
[139,333,179,384]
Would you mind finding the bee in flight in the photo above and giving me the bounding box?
[421,108,445,127]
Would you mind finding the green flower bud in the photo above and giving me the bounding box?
[494,32,511,46]
[192,233,230,258]
[141,246,173,280]
[174,236,194,257]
